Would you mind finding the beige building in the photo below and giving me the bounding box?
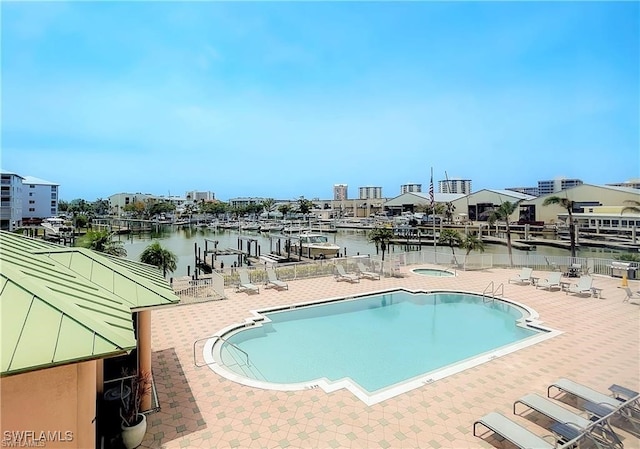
[0,231,180,448]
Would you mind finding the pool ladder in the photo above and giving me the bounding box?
[482,281,504,302]
[193,335,250,368]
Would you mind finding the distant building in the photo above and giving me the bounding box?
[1,171,24,231]
[228,197,266,209]
[359,186,382,199]
[606,179,640,190]
[21,176,59,220]
[108,192,158,215]
[186,190,215,202]
[537,178,583,195]
[506,186,540,197]
[333,184,348,200]
[401,183,422,194]
[438,178,471,194]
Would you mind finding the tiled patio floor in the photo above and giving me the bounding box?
[142,267,640,449]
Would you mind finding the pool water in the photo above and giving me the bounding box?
[412,268,455,277]
[213,290,550,398]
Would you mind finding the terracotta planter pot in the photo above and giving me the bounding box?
[121,413,147,449]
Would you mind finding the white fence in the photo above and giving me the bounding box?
[175,250,636,294]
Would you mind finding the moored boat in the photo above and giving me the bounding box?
[291,232,340,259]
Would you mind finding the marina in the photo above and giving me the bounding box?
[113,220,638,280]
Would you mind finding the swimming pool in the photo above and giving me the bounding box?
[204,289,560,405]
[412,268,455,277]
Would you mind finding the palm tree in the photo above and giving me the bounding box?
[77,230,127,257]
[543,196,577,258]
[438,229,462,265]
[139,241,178,278]
[461,233,485,256]
[367,226,395,261]
[488,201,519,267]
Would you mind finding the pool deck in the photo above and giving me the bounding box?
[143,267,640,449]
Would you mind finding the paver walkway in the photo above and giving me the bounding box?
[142,267,640,448]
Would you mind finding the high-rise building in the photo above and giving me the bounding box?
[359,186,382,199]
[438,178,471,194]
[1,171,24,231]
[537,178,583,195]
[21,176,59,220]
[401,183,422,194]
[333,184,348,200]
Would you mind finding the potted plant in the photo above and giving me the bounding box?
[119,369,152,449]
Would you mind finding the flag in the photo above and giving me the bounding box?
[429,170,434,208]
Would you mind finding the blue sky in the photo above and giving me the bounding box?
[2,1,638,202]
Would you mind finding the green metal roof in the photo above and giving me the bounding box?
[0,231,179,376]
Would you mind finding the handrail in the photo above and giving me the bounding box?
[482,282,494,302]
[193,335,250,368]
[482,281,504,302]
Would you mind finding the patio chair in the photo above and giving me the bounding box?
[514,393,592,429]
[237,269,260,294]
[509,267,533,285]
[473,412,556,449]
[265,268,288,290]
[623,287,640,304]
[335,264,360,283]
[536,272,562,291]
[514,393,623,448]
[566,275,593,296]
[357,262,380,280]
[548,378,640,431]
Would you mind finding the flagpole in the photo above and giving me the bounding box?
[430,167,436,262]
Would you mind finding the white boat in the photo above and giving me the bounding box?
[41,217,73,236]
[241,222,261,231]
[292,232,340,259]
[260,222,284,233]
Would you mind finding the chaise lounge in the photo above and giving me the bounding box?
[473,412,556,449]
[265,268,288,290]
[335,264,360,283]
[565,275,593,296]
[514,393,623,448]
[509,267,533,285]
[237,269,260,294]
[536,272,562,291]
[357,262,380,280]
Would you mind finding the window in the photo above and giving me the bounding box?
[29,200,35,204]
[29,208,35,212]
[29,185,35,188]
[29,192,33,196]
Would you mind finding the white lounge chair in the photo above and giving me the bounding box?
[357,262,380,280]
[473,412,556,449]
[335,264,359,283]
[566,275,593,296]
[237,270,260,294]
[549,379,640,417]
[265,268,288,290]
[623,287,640,304]
[509,267,533,285]
[536,272,562,291]
[514,393,592,429]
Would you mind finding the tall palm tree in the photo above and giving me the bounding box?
[543,196,577,258]
[438,229,462,265]
[140,241,178,278]
[367,226,395,261]
[488,201,519,267]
